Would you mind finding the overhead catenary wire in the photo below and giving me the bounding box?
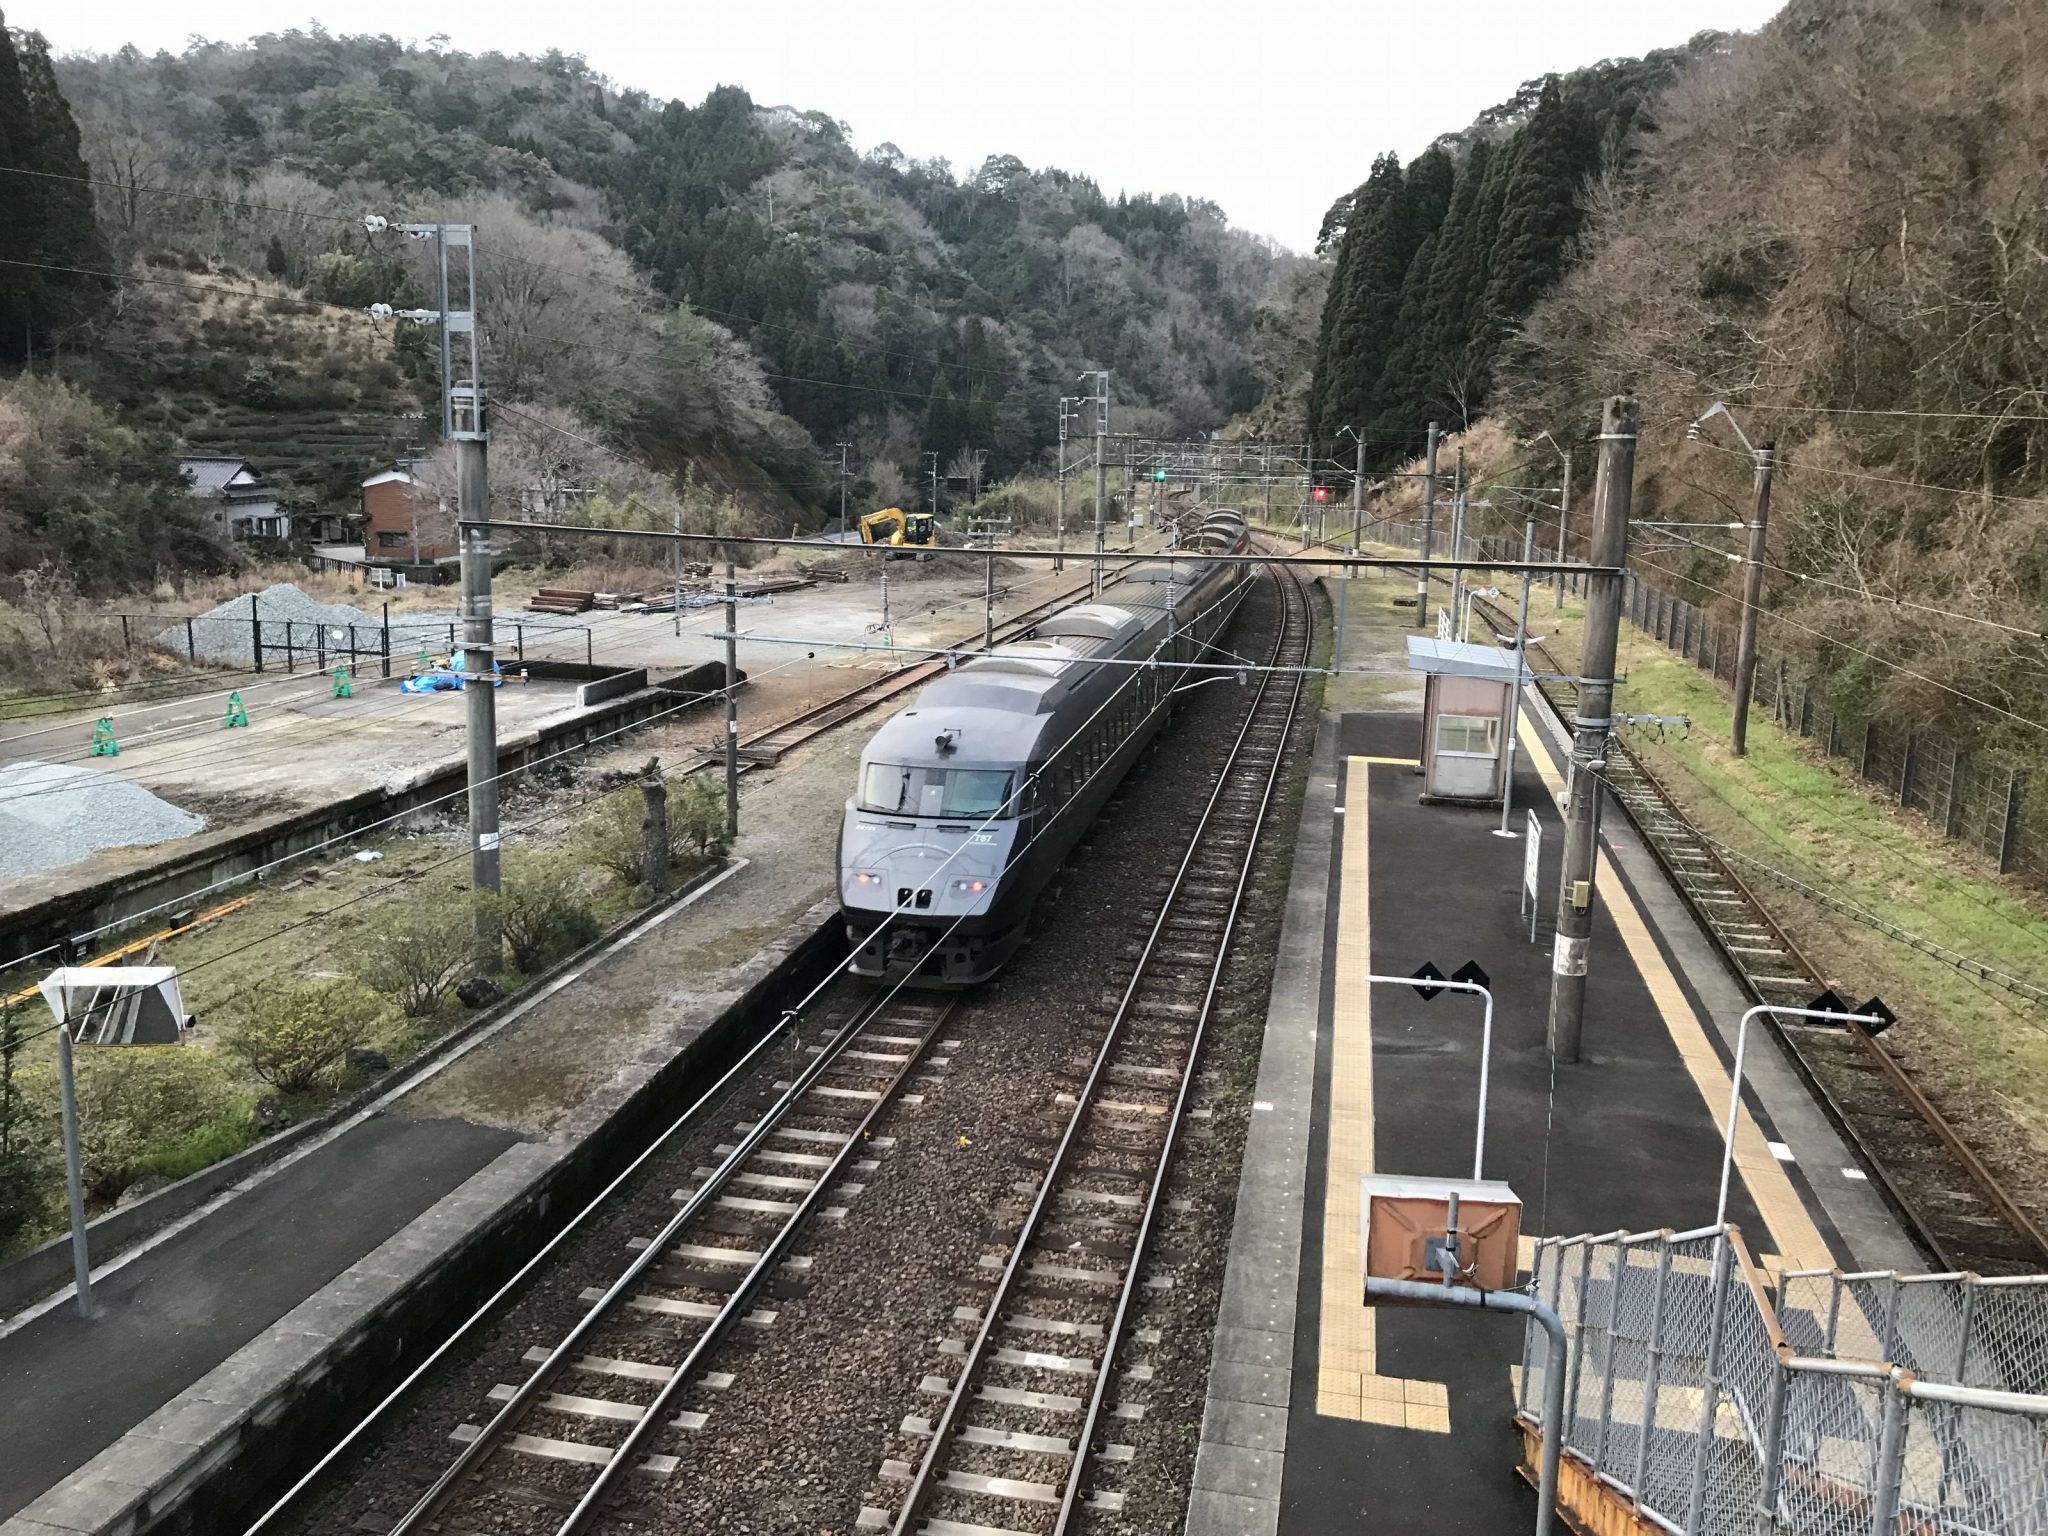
[238,561,1293,1536]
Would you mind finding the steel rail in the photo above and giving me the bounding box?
[888,553,1307,1536]
[382,988,952,1536]
[1465,584,2048,1274]
[556,991,959,1533]
[1053,562,1312,1529]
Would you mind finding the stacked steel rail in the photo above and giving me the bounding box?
[874,561,1313,1536]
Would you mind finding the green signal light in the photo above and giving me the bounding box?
[1153,469,1167,481]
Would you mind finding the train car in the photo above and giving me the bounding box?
[839,511,1252,986]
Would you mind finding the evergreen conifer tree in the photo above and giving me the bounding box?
[0,17,106,364]
[1482,78,1595,328]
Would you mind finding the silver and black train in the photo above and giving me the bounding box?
[838,510,1253,986]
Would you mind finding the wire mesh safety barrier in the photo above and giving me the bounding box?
[1521,1228,2048,1534]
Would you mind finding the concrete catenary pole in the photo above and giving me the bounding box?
[1730,444,1775,757]
[671,498,683,638]
[458,430,498,907]
[1547,395,1639,1064]
[1416,421,1440,627]
[724,562,739,841]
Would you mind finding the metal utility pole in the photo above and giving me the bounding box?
[723,562,739,841]
[983,554,994,649]
[1496,519,1536,838]
[1554,448,1572,611]
[1350,431,1366,574]
[835,442,850,541]
[427,222,499,920]
[1084,370,1109,597]
[671,500,683,638]
[1547,395,1639,1064]
[50,949,91,1318]
[1262,444,1273,528]
[1448,445,1468,634]
[924,452,940,524]
[1416,421,1440,627]
[1730,444,1775,757]
[1055,395,1076,574]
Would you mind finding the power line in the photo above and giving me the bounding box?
[0,161,364,226]
[1646,525,2048,641]
[1628,553,2048,737]
[1729,401,2048,425]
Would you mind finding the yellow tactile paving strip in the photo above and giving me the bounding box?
[1516,711,1833,1273]
[1316,720,1836,1432]
[1317,755,1451,1432]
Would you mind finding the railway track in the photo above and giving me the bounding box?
[864,560,1313,1536]
[1464,587,2048,1277]
[367,986,959,1535]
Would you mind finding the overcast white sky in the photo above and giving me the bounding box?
[21,1,1786,248]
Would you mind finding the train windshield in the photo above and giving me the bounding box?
[861,764,1014,818]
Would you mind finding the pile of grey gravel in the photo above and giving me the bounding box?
[157,584,469,668]
[0,761,206,878]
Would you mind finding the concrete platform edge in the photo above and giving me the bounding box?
[0,855,745,1322]
[0,896,846,1536]
[1185,716,1334,1536]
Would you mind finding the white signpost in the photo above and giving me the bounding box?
[1520,810,1541,942]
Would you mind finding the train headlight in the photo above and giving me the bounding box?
[950,878,990,895]
[851,870,882,887]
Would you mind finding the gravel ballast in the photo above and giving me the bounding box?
[0,761,206,877]
[287,574,1315,1536]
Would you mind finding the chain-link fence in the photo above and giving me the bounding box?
[1522,1229,2048,1534]
[1431,526,2041,887]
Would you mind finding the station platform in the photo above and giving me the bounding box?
[1186,694,1919,1536]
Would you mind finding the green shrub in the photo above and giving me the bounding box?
[132,1113,255,1182]
[496,863,603,973]
[347,899,477,1016]
[66,1046,236,1201]
[0,1001,54,1247]
[224,979,385,1093]
[675,774,732,859]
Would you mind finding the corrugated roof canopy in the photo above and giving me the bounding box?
[1405,635,1523,684]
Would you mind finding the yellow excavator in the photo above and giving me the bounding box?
[858,507,936,556]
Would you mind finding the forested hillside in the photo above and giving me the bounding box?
[1306,0,2048,767]
[1303,34,1718,463]
[1505,0,2048,758]
[52,36,1269,480]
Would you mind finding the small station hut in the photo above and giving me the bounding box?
[1404,635,1523,806]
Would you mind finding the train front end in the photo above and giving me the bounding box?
[840,707,1035,987]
